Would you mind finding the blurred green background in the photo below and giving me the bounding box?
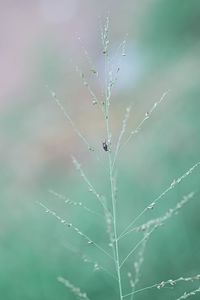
[1,1,200,299]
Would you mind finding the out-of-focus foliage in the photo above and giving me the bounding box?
[1,1,200,299]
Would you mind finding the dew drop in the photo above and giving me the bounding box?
[51,92,56,98]
[92,99,97,105]
[170,179,176,187]
[148,202,155,209]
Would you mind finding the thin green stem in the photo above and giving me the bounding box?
[108,149,123,300]
[38,202,114,261]
[105,112,123,299]
[120,226,156,269]
[119,161,200,240]
[104,48,123,299]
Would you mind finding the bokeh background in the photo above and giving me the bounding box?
[1,1,200,299]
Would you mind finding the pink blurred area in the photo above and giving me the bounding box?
[0,1,198,212]
[0,0,84,103]
[2,1,192,190]
[0,0,142,104]
[1,1,146,184]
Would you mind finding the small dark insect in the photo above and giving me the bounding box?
[102,140,109,152]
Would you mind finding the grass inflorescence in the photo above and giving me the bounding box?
[39,17,200,300]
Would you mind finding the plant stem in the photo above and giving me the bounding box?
[104,51,123,300]
[108,148,123,300]
[105,113,123,299]
[104,44,123,300]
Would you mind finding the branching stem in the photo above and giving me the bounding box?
[104,44,123,299]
